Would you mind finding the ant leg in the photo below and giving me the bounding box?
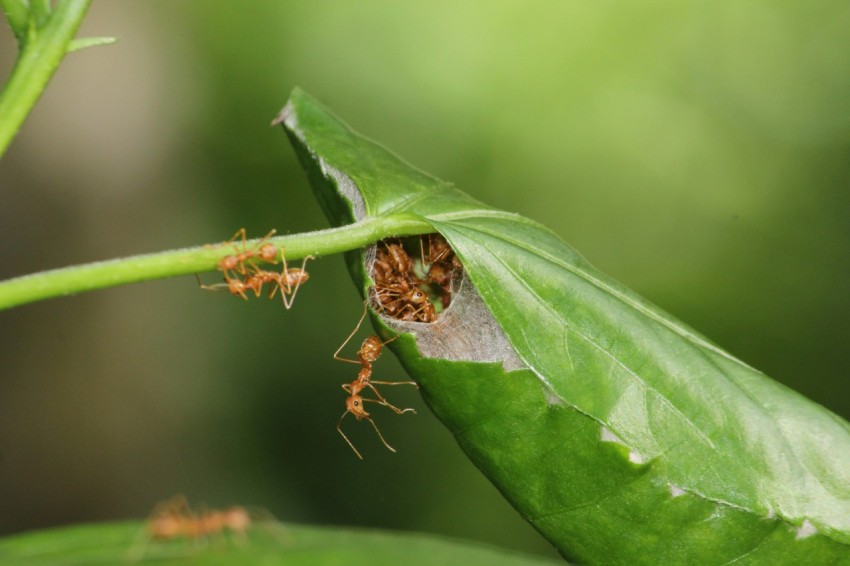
[370,379,418,389]
[281,255,313,310]
[243,506,294,547]
[337,411,364,460]
[364,415,398,453]
[362,387,417,415]
[196,274,248,300]
[333,302,369,364]
[227,228,250,273]
[256,229,280,265]
[225,228,248,247]
[420,234,427,267]
[268,247,291,300]
[258,229,277,246]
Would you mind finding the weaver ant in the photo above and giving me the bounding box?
[243,252,313,309]
[373,284,437,322]
[419,233,460,308]
[199,228,313,308]
[217,228,278,278]
[146,495,252,541]
[129,495,291,559]
[334,305,417,460]
[371,235,460,322]
[373,240,415,286]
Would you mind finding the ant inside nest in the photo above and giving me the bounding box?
[369,234,462,323]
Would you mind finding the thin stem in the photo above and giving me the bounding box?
[0,214,433,311]
[0,0,92,158]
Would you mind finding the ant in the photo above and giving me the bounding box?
[199,236,313,308]
[129,495,291,559]
[333,304,418,460]
[420,233,461,308]
[128,495,251,560]
[217,228,279,279]
[373,283,436,322]
[243,251,314,309]
[146,495,252,541]
[200,228,278,300]
[372,240,436,322]
[373,240,415,286]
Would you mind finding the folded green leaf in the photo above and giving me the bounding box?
[279,88,850,564]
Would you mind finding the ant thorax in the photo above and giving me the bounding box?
[370,234,462,323]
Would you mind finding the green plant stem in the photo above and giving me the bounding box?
[0,0,91,158]
[0,214,432,311]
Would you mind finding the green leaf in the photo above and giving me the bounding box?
[279,88,850,564]
[0,521,560,565]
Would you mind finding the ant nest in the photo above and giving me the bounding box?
[367,234,524,371]
[370,234,458,323]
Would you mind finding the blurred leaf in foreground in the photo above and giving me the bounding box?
[0,521,560,566]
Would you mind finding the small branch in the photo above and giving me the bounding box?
[0,214,433,311]
[1,0,29,45]
[67,36,117,53]
[29,0,52,29]
[0,0,93,158]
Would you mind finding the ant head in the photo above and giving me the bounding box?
[346,395,369,419]
[408,289,427,304]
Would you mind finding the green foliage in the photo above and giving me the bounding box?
[281,88,850,564]
[0,521,560,566]
[0,0,116,158]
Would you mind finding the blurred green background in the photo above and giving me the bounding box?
[1,1,848,560]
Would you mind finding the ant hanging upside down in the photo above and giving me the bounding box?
[334,304,418,460]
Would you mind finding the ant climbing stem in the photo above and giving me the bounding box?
[198,232,313,308]
[218,228,278,277]
[334,303,418,460]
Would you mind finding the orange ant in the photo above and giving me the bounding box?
[202,228,278,300]
[129,495,292,560]
[334,304,418,459]
[128,495,250,560]
[374,283,437,322]
[373,240,415,285]
[217,228,279,279]
[243,251,314,309]
[200,234,313,308]
[420,233,460,308]
[146,495,252,541]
